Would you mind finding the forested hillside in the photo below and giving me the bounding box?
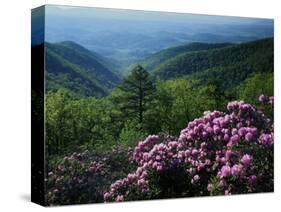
[140,42,232,71]
[151,38,273,89]
[44,42,121,97]
[42,38,273,97]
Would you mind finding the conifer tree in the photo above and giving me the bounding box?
[119,65,154,125]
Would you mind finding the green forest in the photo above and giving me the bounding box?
[43,38,273,156]
[33,37,274,205]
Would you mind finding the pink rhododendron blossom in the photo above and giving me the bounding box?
[241,154,252,166]
[219,165,231,178]
[245,132,253,141]
[259,94,265,103]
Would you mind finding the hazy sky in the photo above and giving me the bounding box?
[45,5,273,26]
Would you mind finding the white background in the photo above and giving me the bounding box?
[0,0,280,211]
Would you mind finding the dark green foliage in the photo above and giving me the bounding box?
[116,65,155,126]
[152,38,273,90]
[197,79,228,111]
[44,42,120,97]
[148,166,193,199]
[140,42,232,71]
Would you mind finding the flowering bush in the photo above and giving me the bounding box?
[46,150,105,205]
[104,96,274,202]
[46,146,134,205]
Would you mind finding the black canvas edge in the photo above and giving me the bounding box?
[31,5,46,206]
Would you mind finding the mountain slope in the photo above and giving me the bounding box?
[140,42,233,71]
[151,38,273,89]
[56,41,122,75]
[44,42,121,97]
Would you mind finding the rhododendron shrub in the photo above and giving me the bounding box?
[47,150,106,205]
[104,96,273,202]
[47,147,134,205]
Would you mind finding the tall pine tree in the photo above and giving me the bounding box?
[118,65,154,126]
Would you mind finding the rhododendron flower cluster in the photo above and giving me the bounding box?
[104,96,273,202]
[47,150,105,205]
[259,94,274,106]
[47,146,133,205]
